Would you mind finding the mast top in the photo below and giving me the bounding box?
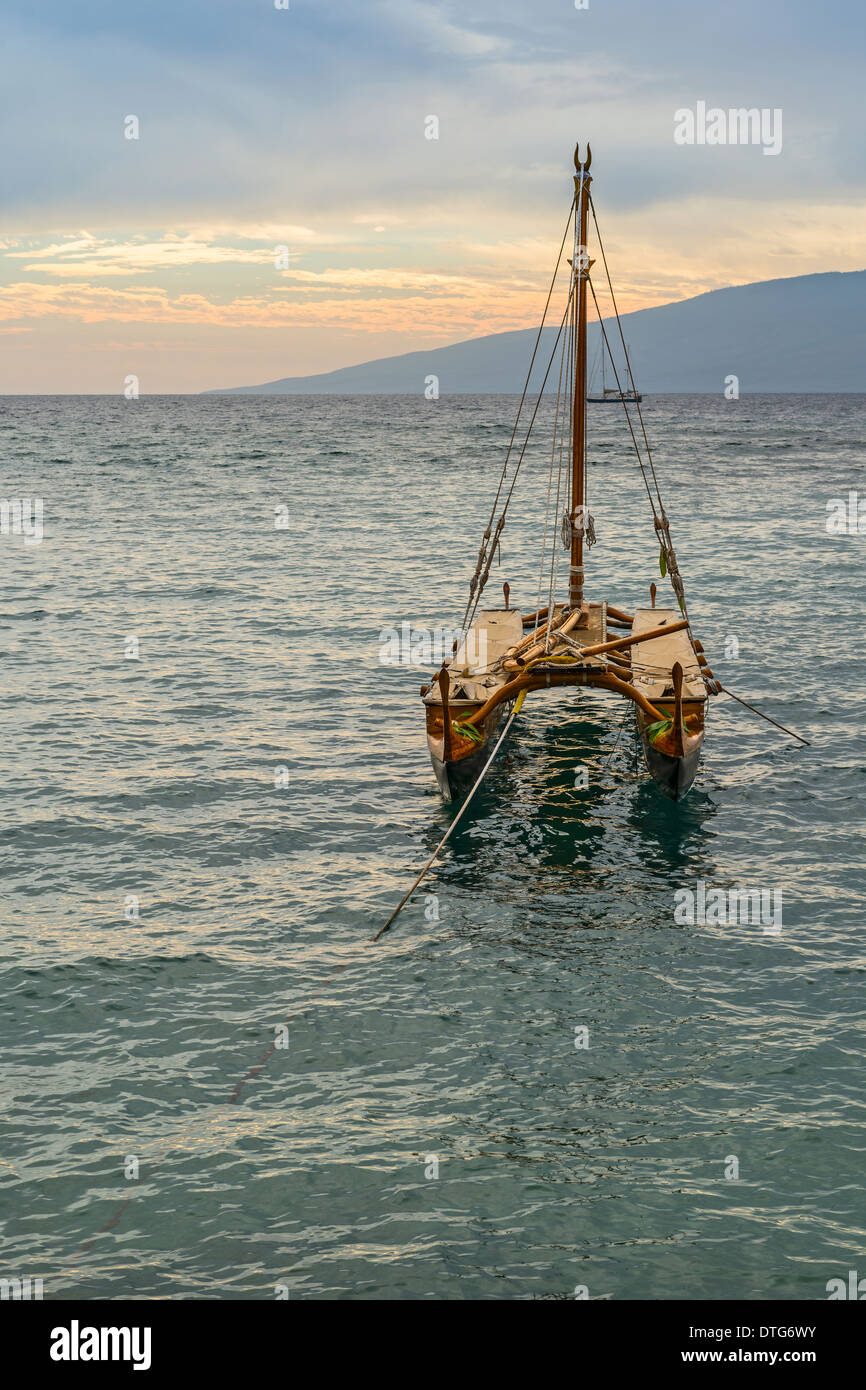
[573,141,592,172]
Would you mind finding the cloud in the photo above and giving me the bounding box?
[2,0,864,389]
[2,0,865,234]
[2,195,863,349]
[377,0,511,58]
[0,276,541,337]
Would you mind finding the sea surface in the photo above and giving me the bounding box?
[0,392,864,1300]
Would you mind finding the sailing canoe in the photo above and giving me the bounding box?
[418,144,716,802]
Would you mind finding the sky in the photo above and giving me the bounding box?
[0,0,863,392]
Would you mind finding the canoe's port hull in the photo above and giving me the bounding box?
[425,699,512,801]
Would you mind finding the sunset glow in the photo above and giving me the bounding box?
[1,0,863,391]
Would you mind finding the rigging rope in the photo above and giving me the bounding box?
[462,185,694,638]
[589,194,665,512]
[586,276,660,521]
[588,193,690,619]
[533,287,571,643]
[461,199,575,632]
[464,280,576,632]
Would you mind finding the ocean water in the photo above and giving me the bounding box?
[0,391,864,1301]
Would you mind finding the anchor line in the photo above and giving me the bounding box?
[717,686,811,745]
[372,692,526,940]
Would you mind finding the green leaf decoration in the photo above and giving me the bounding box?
[453,720,483,744]
[646,717,673,745]
[646,712,688,746]
[659,547,667,578]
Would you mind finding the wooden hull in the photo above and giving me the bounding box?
[639,725,703,800]
[428,701,513,801]
[629,605,707,800]
[421,602,710,803]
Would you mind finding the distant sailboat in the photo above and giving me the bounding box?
[419,143,717,803]
[587,338,642,403]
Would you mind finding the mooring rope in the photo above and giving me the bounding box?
[75,698,533,1253]
[717,686,810,745]
[372,692,527,940]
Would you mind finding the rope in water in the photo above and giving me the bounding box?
[372,692,527,941]
[717,686,810,745]
[76,698,535,1248]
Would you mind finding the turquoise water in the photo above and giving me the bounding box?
[1,392,864,1300]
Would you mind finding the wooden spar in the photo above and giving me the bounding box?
[605,605,634,624]
[510,616,690,668]
[580,615,689,658]
[507,606,572,659]
[514,607,585,664]
[570,142,591,610]
[465,667,667,728]
[671,661,685,758]
[521,604,564,626]
[558,633,633,676]
[438,666,453,762]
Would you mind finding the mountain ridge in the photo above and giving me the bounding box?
[206,269,866,394]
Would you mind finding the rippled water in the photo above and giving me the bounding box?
[1,392,864,1300]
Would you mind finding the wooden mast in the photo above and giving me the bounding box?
[570,142,592,611]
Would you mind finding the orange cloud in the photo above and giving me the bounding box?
[0,277,549,337]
